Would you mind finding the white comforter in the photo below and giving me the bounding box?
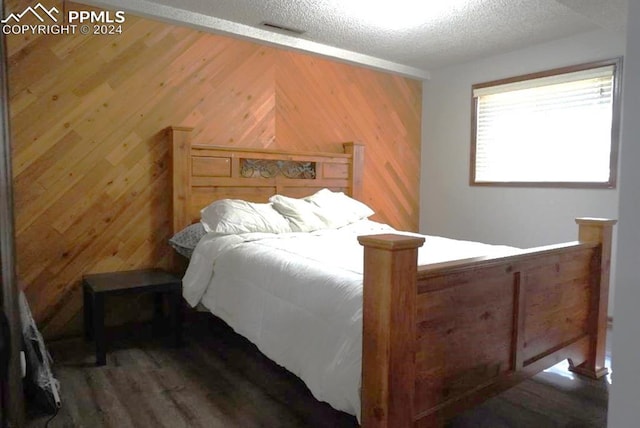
[182,220,515,419]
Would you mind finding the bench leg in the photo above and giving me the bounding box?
[93,294,106,366]
[169,289,182,347]
[83,284,93,341]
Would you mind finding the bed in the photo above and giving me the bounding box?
[169,126,615,427]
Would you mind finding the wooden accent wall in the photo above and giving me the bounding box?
[6,0,422,338]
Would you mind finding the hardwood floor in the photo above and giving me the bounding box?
[27,314,609,427]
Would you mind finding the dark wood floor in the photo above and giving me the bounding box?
[28,314,609,427]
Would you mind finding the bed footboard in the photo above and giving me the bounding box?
[358,218,615,427]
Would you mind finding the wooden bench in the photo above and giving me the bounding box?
[83,268,182,366]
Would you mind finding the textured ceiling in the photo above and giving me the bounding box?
[84,0,628,78]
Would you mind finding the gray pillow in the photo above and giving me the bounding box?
[169,223,206,258]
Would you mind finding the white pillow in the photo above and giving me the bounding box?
[305,189,374,227]
[269,194,332,232]
[200,199,292,234]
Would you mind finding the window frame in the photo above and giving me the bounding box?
[470,57,623,189]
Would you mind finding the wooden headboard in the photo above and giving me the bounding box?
[170,126,365,234]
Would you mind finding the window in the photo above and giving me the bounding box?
[471,58,622,188]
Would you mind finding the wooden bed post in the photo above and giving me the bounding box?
[169,126,193,273]
[170,126,194,235]
[343,142,364,200]
[569,217,617,379]
[358,234,425,428]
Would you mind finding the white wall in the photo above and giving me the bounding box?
[608,1,640,426]
[421,29,625,249]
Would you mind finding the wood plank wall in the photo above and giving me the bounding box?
[6,0,422,338]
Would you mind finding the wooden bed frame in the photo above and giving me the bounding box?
[169,126,615,427]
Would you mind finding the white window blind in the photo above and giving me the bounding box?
[472,61,619,186]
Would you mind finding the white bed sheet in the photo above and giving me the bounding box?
[182,220,516,420]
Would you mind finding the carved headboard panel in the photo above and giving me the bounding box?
[170,126,364,234]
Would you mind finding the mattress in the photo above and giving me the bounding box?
[181,220,516,420]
